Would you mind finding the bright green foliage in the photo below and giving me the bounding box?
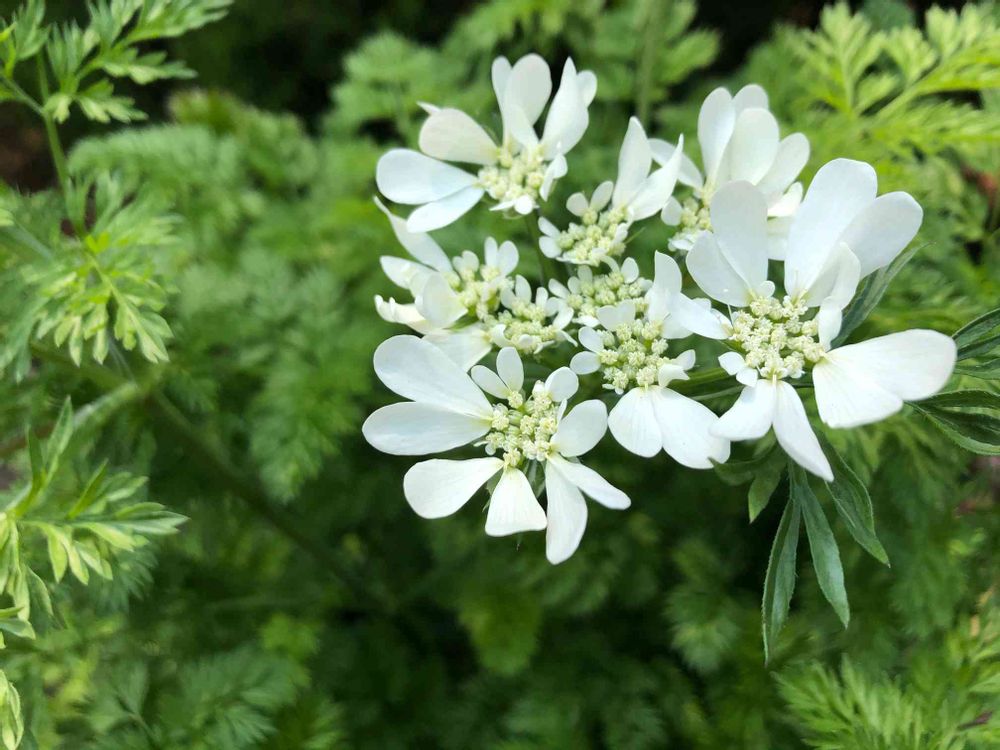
[0,0,997,748]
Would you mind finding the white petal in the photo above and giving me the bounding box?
[471,365,509,398]
[709,181,771,292]
[713,381,777,440]
[406,186,485,232]
[485,468,547,536]
[495,346,523,392]
[578,327,605,353]
[544,461,588,564]
[567,192,589,215]
[627,135,684,220]
[686,231,754,307]
[591,180,614,210]
[724,108,779,185]
[404,457,503,518]
[613,117,652,208]
[698,87,736,183]
[503,53,552,127]
[541,58,589,157]
[375,296,431,333]
[757,133,809,200]
[651,388,731,469]
[839,192,923,278]
[596,300,636,329]
[419,108,498,165]
[380,256,432,290]
[549,455,630,509]
[817,299,842,349]
[376,149,477,204]
[651,251,682,296]
[496,241,519,275]
[423,327,492,370]
[553,399,607,457]
[363,402,489,455]
[545,367,579,402]
[814,329,956,428]
[772,381,832,481]
[571,351,600,374]
[373,335,491,415]
[800,242,860,309]
[648,138,703,188]
[491,56,512,108]
[660,196,683,225]
[577,70,597,106]
[540,236,560,258]
[784,159,877,299]
[416,273,466,327]
[375,197,451,272]
[719,351,746,375]
[732,83,768,112]
[608,388,661,457]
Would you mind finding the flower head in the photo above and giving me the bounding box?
[570,253,731,468]
[375,54,596,232]
[671,162,955,479]
[362,337,630,564]
[539,117,684,266]
[653,84,809,257]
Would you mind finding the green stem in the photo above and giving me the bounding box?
[34,57,71,193]
[635,0,662,125]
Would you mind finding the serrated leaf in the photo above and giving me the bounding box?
[791,465,850,628]
[762,498,800,663]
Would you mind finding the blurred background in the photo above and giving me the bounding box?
[0,0,997,748]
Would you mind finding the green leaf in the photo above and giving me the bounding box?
[45,398,74,476]
[791,465,850,628]
[835,242,923,345]
[954,359,1000,380]
[749,459,784,523]
[762,498,801,663]
[912,390,1000,455]
[823,443,889,565]
[953,307,1000,360]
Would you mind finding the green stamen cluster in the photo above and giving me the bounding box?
[553,205,630,265]
[446,264,510,321]
[562,269,648,321]
[598,320,673,392]
[484,385,559,467]
[477,145,546,206]
[729,295,824,379]
[493,297,564,353]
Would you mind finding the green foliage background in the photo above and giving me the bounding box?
[0,0,998,748]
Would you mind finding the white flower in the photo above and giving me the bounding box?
[651,84,809,257]
[671,162,955,480]
[538,117,685,266]
[373,199,517,369]
[362,337,630,564]
[375,54,597,232]
[570,253,731,468]
[491,275,574,354]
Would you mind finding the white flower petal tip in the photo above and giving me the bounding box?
[485,469,547,537]
[544,461,588,564]
[814,329,957,429]
[404,458,503,518]
[553,400,608,457]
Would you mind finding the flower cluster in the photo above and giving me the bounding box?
[366,54,957,563]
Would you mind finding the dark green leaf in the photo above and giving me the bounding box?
[912,390,1000,455]
[823,443,889,565]
[762,498,801,663]
[749,461,784,523]
[953,307,1000,359]
[791,465,850,628]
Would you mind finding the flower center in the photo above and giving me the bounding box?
[484,384,559,467]
[678,196,712,234]
[491,296,564,353]
[446,264,509,322]
[597,319,675,393]
[477,145,546,206]
[564,269,648,320]
[729,295,825,379]
[552,206,630,265]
